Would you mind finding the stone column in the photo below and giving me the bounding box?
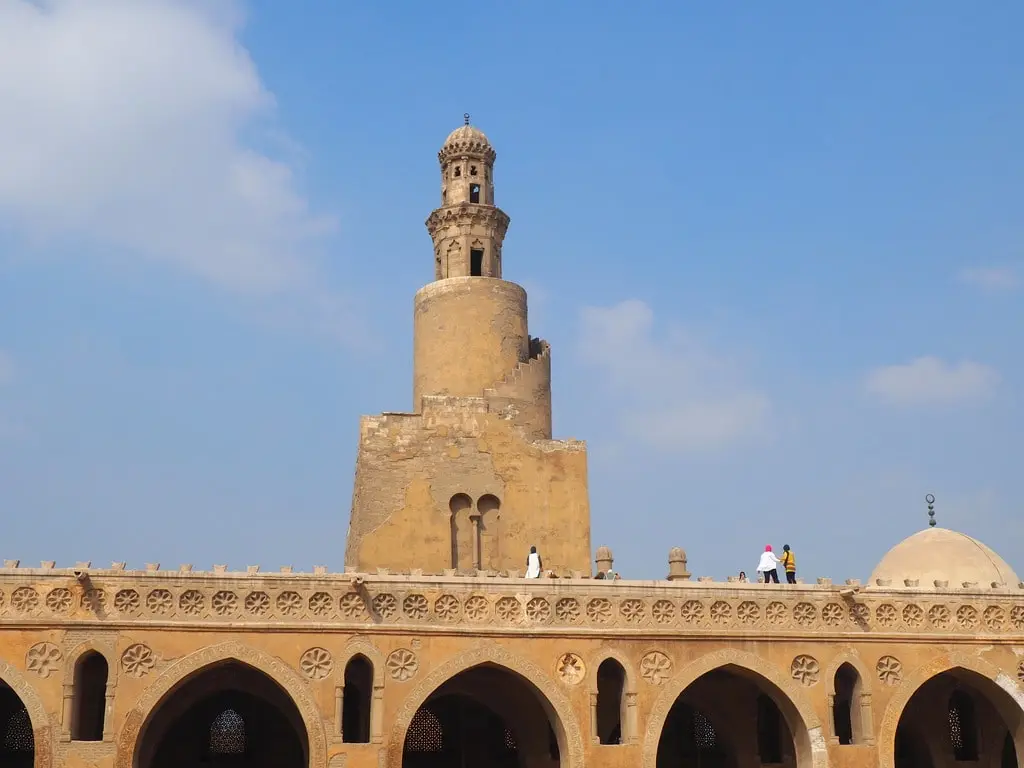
[103,680,115,741]
[859,692,875,745]
[371,681,385,743]
[470,514,482,570]
[60,683,73,741]
[334,684,344,741]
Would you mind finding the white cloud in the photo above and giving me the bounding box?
[577,300,770,452]
[864,356,999,406]
[0,0,338,301]
[958,265,1020,293]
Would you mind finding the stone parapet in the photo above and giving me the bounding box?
[0,566,1021,640]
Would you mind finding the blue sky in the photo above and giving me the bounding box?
[1,1,1021,582]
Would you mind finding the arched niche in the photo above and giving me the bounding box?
[448,493,473,570]
[335,639,385,745]
[588,650,637,746]
[823,653,873,746]
[642,649,828,768]
[61,642,116,743]
[476,493,501,570]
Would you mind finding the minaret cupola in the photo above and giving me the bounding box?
[426,114,510,280]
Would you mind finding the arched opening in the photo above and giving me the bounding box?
[402,663,564,768]
[656,665,812,768]
[449,493,472,570]
[894,667,1022,768]
[476,494,501,570]
[342,655,373,744]
[133,660,309,768]
[72,651,108,741]
[0,682,34,768]
[832,663,862,745]
[595,659,625,745]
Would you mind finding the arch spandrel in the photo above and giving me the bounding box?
[876,651,1024,768]
[386,642,585,768]
[0,658,55,768]
[640,648,829,768]
[113,640,328,768]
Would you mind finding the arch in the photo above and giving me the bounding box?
[823,651,872,747]
[642,649,828,768]
[449,493,472,570]
[336,638,385,744]
[71,651,108,741]
[0,659,54,768]
[114,640,327,768]
[877,652,1024,768]
[595,658,626,745]
[62,641,115,742]
[475,494,501,570]
[342,655,373,744]
[588,650,637,745]
[823,652,872,697]
[830,664,860,746]
[387,642,584,768]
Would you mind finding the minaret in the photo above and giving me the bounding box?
[413,117,548,438]
[426,113,508,280]
[345,119,590,575]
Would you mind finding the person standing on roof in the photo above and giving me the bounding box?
[525,546,542,578]
[781,544,797,584]
[757,545,780,583]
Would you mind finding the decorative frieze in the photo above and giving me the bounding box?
[0,572,1022,641]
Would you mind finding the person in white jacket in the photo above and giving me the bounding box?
[525,546,543,578]
[757,545,780,583]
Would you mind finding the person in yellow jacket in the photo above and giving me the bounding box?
[781,544,797,584]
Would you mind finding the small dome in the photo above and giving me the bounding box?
[438,117,496,164]
[869,527,1019,587]
[443,123,491,148]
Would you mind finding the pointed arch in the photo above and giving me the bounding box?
[337,638,385,744]
[387,642,584,768]
[0,659,54,768]
[62,641,115,742]
[876,652,1024,768]
[588,649,637,745]
[641,648,828,768]
[71,651,108,741]
[823,652,873,746]
[113,640,327,768]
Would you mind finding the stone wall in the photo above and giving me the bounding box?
[0,567,1022,767]
[345,396,589,574]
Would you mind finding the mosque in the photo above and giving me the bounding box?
[0,119,1022,768]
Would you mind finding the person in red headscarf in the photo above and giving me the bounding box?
[757,545,781,583]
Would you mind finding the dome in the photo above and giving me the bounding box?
[443,123,491,148]
[869,527,1020,587]
[438,117,495,163]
